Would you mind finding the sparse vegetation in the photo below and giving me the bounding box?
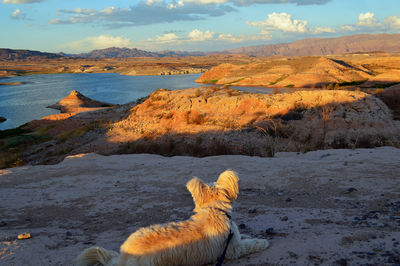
[55,126,90,143]
[203,79,218,84]
[270,75,288,85]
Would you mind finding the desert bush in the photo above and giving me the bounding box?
[270,75,288,85]
[220,119,237,129]
[185,110,205,125]
[0,150,23,169]
[55,126,89,143]
[194,88,202,97]
[3,134,43,149]
[0,125,29,139]
[374,87,400,119]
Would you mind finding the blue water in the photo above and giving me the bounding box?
[0,73,276,130]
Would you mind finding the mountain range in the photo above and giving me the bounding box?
[0,48,64,60]
[225,34,400,57]
[1,34,400,60]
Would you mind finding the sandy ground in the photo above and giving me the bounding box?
[0,147,399,265]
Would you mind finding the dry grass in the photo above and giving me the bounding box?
[373,86,400,119]
[0,150,23,169]
[55,126,90,143]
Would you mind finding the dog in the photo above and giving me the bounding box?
[76,170,269,266]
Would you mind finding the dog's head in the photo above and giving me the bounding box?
[186,170,239,212]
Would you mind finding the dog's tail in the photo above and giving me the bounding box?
[75,246,119,266]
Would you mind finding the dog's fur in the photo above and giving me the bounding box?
[76,170,269,266]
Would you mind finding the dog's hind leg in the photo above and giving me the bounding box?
[225,222,269,259]
[75,246,119,266]
[239,238,269,255]
[240,234,252,239]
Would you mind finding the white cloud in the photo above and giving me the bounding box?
[182,0,227,4]
[341,25,357,32]
[356,12,383,28]
[247,12,308,33]
[385,16,400,31]
[188,29,214,41]
[340,12,400,33]
[60,35,132,52]
[3,0,42,3]
[146,0,162,5]
[49,2,234,28]
[100,6,120,14]
[231,0,331,6]
[156,33,180,42]
[11,8,26,19]
[217,33,244,42]
[167,1,184,9]
[217,30,271,43]
[180,0,332,6]
[312,26,335,34]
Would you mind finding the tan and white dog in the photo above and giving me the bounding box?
[76,170,269,266]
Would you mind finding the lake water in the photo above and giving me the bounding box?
[0,73,275,130]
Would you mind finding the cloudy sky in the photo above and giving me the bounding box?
[1,0,400,53]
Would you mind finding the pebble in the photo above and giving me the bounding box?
[17,232,31,240]
[265,227,276,236]
[335,258,348,266]
[248,208,257,214]
[288,251,298,258]
[343,187,358,194]
[280,216,289,221]
[320,153,331,159]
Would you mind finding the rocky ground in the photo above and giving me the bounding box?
[0,147,399,265]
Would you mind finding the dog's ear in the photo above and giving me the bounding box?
[216,170,239,201]
[186,177,208,206]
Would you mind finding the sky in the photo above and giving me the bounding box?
[1,0,400,53]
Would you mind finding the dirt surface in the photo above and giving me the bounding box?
[0,147,399,265]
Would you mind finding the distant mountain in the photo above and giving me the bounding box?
[76,47,206,58]
[224,34,400,57]
[3,34,400,61]
[0,48,64,60]
[156,50,206,57]
[76,47,159,58]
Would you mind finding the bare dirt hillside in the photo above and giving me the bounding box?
[0,148,399,265]
[196,54,400,88]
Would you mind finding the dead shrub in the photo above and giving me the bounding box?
[185,111,205,125]
[374,87,400,119]
[194,88,202,97]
